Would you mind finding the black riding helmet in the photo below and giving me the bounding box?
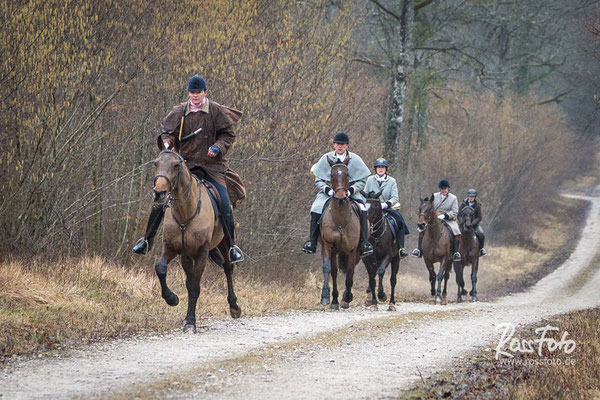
[333,131,349,144]
[438,179,450,189]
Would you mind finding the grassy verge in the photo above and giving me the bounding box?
[398,308,600,399]
[0,256,322,361]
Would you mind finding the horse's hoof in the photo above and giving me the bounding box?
[387,304,396,311]
[165,293,179,307]
[377,292,387,302]
[457,296,463,303]
[230,306,242,319]
[441,298,448,305]
[462,288,468,296]
[369,304,378,311]
[471,296,478,302]
[469,290,473,296]
[430,290,436,296]
[330,303,340,310]
[182,320,196,334]
[321,298,330,306]
[364,296,372,306]
[340,301,350,309]
[435,296,442,304]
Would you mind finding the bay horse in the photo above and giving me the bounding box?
[152,149,241,332]
[319,158,361,310]
[455,205,481,302]
[417,196,453,305]
[363,190,401,311]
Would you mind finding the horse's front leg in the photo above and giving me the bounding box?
[435,258,446,304]
[454,260,465,303]
[321,246,332,306]
[471,258,479,302]
[219,240,242,319]
[424,260,436,298]
[182,247,208,333]
[440,259,451,305]
[330,252,340,310]
[388,255,400,310]
[155,246,179,306]
[340,253,355,309]
[376,255,389,302]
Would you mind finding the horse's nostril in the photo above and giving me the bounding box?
[153,191,167,202]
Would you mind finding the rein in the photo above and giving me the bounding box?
[153,149,203,253]
[369,205,387,243]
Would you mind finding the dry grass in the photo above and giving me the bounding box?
[399,308,600,399]
[0,256,320,359]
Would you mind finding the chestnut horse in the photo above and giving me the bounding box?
[363,190,401,311]
[417,197,453,304]
[319,158,361,310]
[455,205,481,302]
[152,150,241,332]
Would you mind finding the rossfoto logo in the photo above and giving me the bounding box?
[494,323,577,361]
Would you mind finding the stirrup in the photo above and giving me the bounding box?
[479,248,487,257]
[302,240,317,254]
[453,252,461,262]
[360,242,374,257]
[132,237,149,255]
[399,248,409,258]
[411,248,422,258]
[229,245,244,264]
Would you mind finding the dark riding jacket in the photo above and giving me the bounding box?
[157,99,242,187]
[459,199,482,227]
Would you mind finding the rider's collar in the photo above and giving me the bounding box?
[330,150,349,163]
[185,98,210,115]
[375,174,387,182]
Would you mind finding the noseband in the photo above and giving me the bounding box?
[153,149,192,207]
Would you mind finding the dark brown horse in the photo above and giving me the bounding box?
[363,190,401,311]
[152,150,241,332]
[455,205,481,302]
[417,197,453,304]
[319,158,361,310]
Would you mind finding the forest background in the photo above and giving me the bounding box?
[1,0,599,269]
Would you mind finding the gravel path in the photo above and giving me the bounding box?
[1,191,599,400]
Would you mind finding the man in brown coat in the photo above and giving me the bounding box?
[132,74,244,263]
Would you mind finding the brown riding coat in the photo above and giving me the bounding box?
[157,99,246,206]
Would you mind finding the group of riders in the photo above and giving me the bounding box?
[132,74,486,263]
[301,131,487,261]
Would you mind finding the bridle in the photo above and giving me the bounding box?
[368,199,387,242]
[153,149,202,253]
[459,206,475,231]
[417,203,435,232]
[153,149,194,208]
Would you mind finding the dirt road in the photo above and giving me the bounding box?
[2,190,600,399]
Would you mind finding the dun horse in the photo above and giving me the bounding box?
[363,190,401,311]
[151,149,241,332]
[455,206,481,302]
[319,158,361,310]
[417,197,453,304]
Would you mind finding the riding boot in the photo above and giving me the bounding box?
[132,205,165,255]
[411,232,424,258]
[222,212,244,263]
[359,210,374,257]
[475,227,487,256]
[453,234,462,261]
[397,232,408,258]
[302,212,321,254]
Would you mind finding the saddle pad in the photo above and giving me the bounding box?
[201,180,220,221]
[385,214,399,240]
[441,220,455,247]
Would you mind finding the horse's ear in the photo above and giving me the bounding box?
[327,157,335,167]
[343,157,350,166]
[376,189,384,198]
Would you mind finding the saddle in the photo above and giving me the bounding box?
[441,220,456,248]
[385,214,399,240]
[200,179,220,221]
[318,197,362,225]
